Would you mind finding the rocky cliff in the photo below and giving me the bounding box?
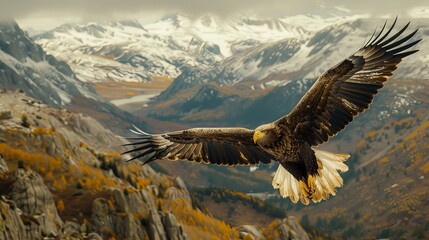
[0,91,309,239]
[0,155,188,240]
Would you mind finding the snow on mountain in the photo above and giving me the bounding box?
[280,14,368,31]
[150,17,428,127]
[33,14,307,83]
[160,17,428,100]
[0,21,146,134]
[273,18,429,80]
[157,36,305,101]
[145,14,307,57]
[0,21,98,107]
[29,15,428,118]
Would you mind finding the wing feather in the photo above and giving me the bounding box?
[280,19,420,146]
[124,127,273,166]
[201,142,210,163]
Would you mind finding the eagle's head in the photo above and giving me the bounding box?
[253,123,278,147]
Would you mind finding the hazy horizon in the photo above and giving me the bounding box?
[0,0,425,32]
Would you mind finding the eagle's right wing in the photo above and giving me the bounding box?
[123,126,274,166]
[279,18,420,146]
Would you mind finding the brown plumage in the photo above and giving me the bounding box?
[124,18,420,204]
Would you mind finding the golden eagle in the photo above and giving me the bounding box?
[124,19,420,204]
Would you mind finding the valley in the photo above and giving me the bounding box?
[1,13,428,239]
[91,77,173,111]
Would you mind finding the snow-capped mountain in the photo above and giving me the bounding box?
[272,18,429,80]
[0,21,145,133]
[27,15,429,129]
[33,15,428,87]
[157,17,428,102]
[0,21,97,107]
[148,17,428,128]
[155,37,305,101]
[33,14,307,83]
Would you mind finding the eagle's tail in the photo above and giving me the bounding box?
[272,149,349,205]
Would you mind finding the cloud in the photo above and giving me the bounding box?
[1,0,314,19]
[2,0,428,24]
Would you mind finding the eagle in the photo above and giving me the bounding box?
[124,19,420,205]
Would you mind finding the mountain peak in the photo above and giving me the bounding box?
[158,13,190,28]
[238,16,306,33]
[116,20,145,29]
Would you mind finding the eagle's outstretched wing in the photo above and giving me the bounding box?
[123,126,273,165]
[280,18,421,146]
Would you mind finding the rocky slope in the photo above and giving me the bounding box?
[0,91,309,239]
[0,157,189,240]
[0,21,146,134]
[0,21,96,107]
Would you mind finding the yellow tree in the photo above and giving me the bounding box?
[57,199,65,212]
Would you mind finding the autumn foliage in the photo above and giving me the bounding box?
[161,198,240,240]
[0,124,284,240]
[57,199,65,212]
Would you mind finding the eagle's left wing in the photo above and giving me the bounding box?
[123,126,274,166]
[280,19,421,146]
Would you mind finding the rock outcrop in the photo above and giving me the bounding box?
[0,110,12,121]
[89,185,189,240]
[0,197,28,240]
[237,216,309,240]
[0,154,7,174]
[141,189,167,240]
[162,212,188,240]
[277,216,309,240]
[237,225,264,239]
[9,169,63,237]
[0,155,190,240]
[90,189,147,240]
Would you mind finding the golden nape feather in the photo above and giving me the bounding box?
[272,149,350,205]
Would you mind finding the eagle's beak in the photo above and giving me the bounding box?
[253,131,265,144]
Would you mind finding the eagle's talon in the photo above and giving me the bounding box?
[307,175,316,194]
[300,180,310,196]
[300,176,317,198]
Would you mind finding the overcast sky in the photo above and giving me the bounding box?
[1,0,427,30]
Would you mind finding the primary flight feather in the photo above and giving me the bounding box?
[124,18,421,205]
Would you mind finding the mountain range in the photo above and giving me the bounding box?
[34,15,429,128]
[0,21,96,107]
[33,15,428,86]
[0,21,147,134]
[1,13,428,239]
[143,17,428,128]
[32,14,311,83]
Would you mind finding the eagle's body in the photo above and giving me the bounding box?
[124,19,420,204]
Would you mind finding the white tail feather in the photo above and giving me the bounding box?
[272,148,350,205]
